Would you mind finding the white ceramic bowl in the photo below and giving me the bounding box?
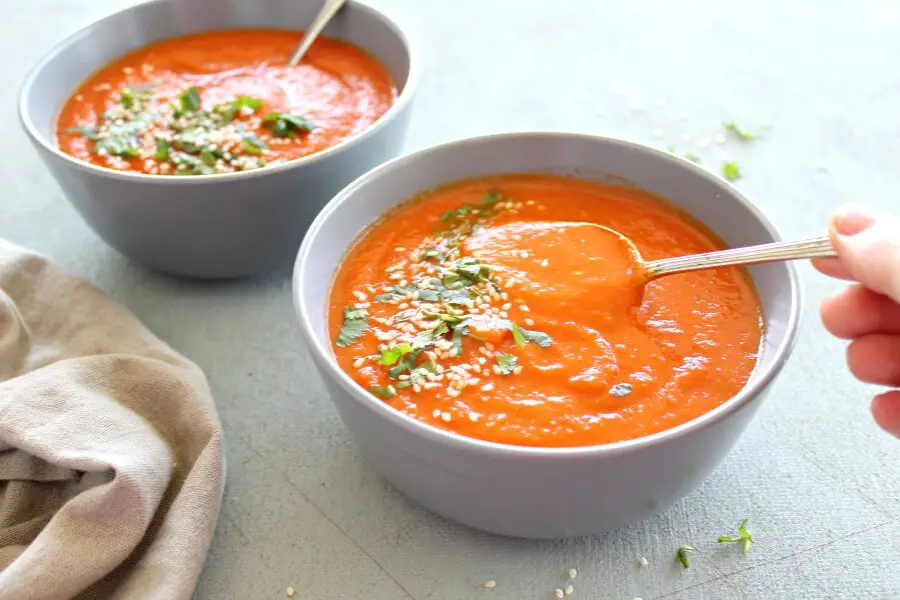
[293,132,801,539]
[19,0,418,278]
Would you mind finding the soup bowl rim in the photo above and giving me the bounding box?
[293,130,802,458]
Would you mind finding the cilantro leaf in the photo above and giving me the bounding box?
[179,87,202,113]
[718,518,753,554]
[421,248,446,263]
[722,161,742,181]
[154,138,170,161]
[379,344,414,365]
[336,307,368,347]
[221,95,263,122]
[495,353,518,375]
[676,545,694,569]
[263,112,314,137]
[609,383,633,397]
[369,384,396,399]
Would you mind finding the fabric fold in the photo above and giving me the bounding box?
[0,239,223,600]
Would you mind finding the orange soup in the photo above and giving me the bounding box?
[328,175,764,448]
[56,29,396,175]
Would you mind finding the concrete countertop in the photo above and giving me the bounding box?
[3,1,897,598]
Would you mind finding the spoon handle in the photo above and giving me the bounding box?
[644,235,836,279]
[287,0,348,67]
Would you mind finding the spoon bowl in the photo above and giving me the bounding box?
[575,223,836,283]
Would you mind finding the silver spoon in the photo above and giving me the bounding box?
[591,225,836,282]
[287,0,348,67]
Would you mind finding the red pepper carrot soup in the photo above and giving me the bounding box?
[328,174,765,448]
[56,29,396,175]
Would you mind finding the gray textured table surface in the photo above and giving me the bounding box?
[3,1,898,598]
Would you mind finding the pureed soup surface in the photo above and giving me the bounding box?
[56,29,396,175]
[329,174,765,448]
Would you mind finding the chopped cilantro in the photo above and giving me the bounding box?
[722,161,742,181]
[179,87,202,113]
[221,95,263,122]
[336,307,368,347]
[509,322,553,348]
[609,383,633,397]
[421,248,446,263]
[369,384,396,399]
[379,344,414,366]
[676,545,694,569]
[263,112,314,137]
[495,353,518,375]
[154,138,170,161]
[718,518,753,553]
[241,132,267,155]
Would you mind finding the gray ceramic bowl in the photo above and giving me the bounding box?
[293,132,801,539]
[18,0,418,278]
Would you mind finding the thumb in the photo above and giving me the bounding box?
[831,204,900,303]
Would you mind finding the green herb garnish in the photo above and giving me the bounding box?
[154,138,170,161]
[336,307,368,347]
[369,384,396,399]
[263,112,314,137]
[179,87,202,113]
[676,545,694,569]
[718,518,753,553]
[221,95,263,122]
[510,322,553,348]
[495,353,518,375]
[421,248,446,263]
[379,343,414,366]
[609,383,633,397]
[722,161,741,181]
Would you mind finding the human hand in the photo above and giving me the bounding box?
[812,204,900,438]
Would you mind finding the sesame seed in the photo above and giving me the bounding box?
[441,411,452,422]
[352,290,368,301]
[524,317,535,327]
[519,304,530,312]
[353,358,365,369]
[639,556,649,567]
[492,365,502,375]
[540,259,549,267]
[485,581,497,589]
[513,365,523,375]
[286,587,295,597]
[481,382,494,392]
[564,585,574,596]
[554,589,564,599]
[432,409,441,418]
[568,569,577,579]
[501,302,512,311]
[468,412,480,422]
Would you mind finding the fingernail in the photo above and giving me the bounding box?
[832,203,877,237]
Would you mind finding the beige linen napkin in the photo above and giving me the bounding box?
[0,240,224,600]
